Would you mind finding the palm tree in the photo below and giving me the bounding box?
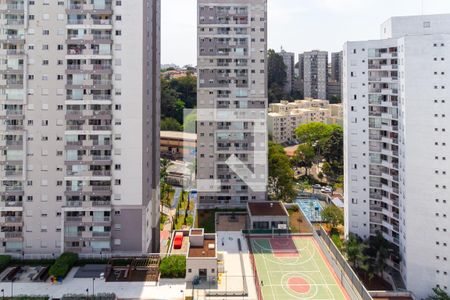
[367,232,393,278]
[343,234,368,270]
[426,287,450,300]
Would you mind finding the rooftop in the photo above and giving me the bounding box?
[188,238,216,258]
[160,131,197,141]
[247,201,288,217]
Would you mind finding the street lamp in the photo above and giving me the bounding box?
[86,288,89,300]
[1,288,4,300]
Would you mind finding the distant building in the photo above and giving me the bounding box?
[160,131,197,160]
[296,53,305,97]
[268,99,343,144]
[328,51,343,101]
[327,80,342,102]
[302,50,328,99]
[162,69,197,80]
[330,51,343,82]
[277,49,295,95]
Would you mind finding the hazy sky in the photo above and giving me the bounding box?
[162,0,450,66]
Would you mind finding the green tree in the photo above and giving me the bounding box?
[268,142,296,202]
[366,232,393,278]
[343,234,368,270]
[161,77,184,123]
[161,117,183,131]
[321,205,344,229]
[292,143,316,176]
[295,122,333,145]
[322,161,343,191]
[297,181,311,193]
[169,74,197,109]
[268,49,287,103]
[321,125,343,163]
[426,288,450,300]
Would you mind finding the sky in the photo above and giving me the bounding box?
[162,0,450,66]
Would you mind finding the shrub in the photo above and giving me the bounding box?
[331,233,343,251]
[0,255,11,272]
[159,255,186,278]
[49,252,78,278]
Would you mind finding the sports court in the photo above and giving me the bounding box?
[249,235,351,300]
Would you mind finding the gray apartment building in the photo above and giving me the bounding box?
[327,51,343,101]
[301,50,328,99]
[277,48,294,95]
[0,0,160,255]
[197,0,268,208]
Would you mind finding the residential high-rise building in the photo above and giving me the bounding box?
[0,0,160,255]
[277,48,294,95]
[344,14,450,298]
[197,0,268,208]
[328,51,343,101]
[302,50,328,99]
[296,53,304,97]
[330,51,343,82]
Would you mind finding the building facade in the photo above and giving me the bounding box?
[277,49,294,95]
[344,14,450,298]
[328,51,342,101]
[268,99,342,144]
[302,50,328,100]
[0,0,160,255]
[197,0,268,208]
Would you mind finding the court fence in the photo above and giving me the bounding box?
[246,237,263,300]
[314,227,373,300]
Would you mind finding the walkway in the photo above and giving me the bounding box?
[0,268,186,300]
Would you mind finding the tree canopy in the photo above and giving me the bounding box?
[268,49,287,103]
[161,74,197,130]
[268,142,296,202]
[161,117,183,132]
[321,205,344,229]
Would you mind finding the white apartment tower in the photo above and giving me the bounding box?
[0,0,160,255]
[344,14,450,298]
[197,0,268,208]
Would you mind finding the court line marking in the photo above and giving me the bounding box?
[307,239,337,299]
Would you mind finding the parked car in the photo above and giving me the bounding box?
[312,184,322,190]
[321,186,333,193]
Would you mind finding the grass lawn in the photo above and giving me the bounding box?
[288,207,313,234]
[195,208,246,233]
[174,192,193,230]
[161,189,175,208]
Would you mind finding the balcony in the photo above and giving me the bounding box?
[0,216,22,224]
[0,3,25,11]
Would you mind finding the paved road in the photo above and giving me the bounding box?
[171,187,182,209]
